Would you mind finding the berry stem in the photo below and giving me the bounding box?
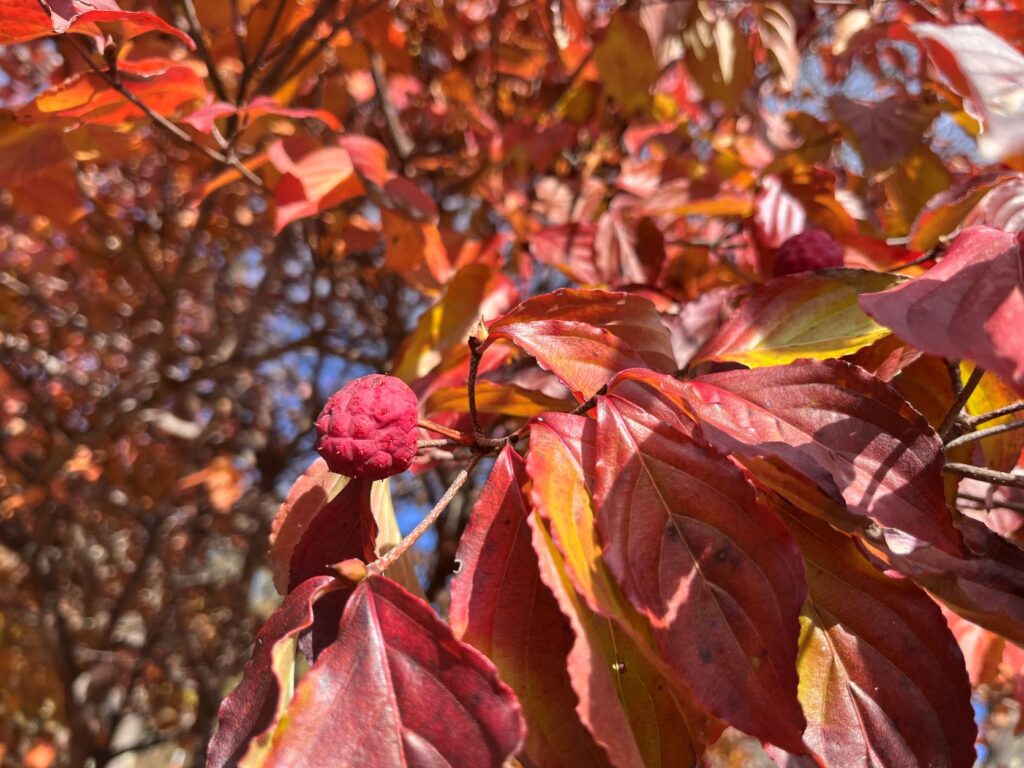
[367,454,482,577]
[467,335,485,440]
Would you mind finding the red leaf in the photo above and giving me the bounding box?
[829,95,936,174]
[0,0,193,48]
[878,516,1024,646]
[287,476,376,591]
[774,512,976,768]
[753,175,806,249]
[450,446,613,768]
[527,413,712,766]
[678,359,964,554]
[528,223,600,284]
[268,137,366,232]
[484,288,677,399]
[908,171,1016,252]
[181,96,340,133]
[860,226,1024,393]
[207,575,347,768]
[268,457,347,594]
[592,381,808,752]
[260,576,525,767]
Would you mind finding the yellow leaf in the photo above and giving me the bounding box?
[594,11,657,117]
[696,269,901,368]
[426,380,574,419]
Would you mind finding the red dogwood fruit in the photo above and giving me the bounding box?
[772,229,844,277]
[315,374,419,480]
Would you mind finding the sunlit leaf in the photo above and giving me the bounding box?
[22,59,207,126]
[860,226,1024,393]
[425,379,573,419]
[485,289,677,400]
[961,363,1024,472]
[393,263,516,383]
[695,269,900,367]
[776,512,976,768]
[913,22,1024,162]
[268,137,365,232]
[0,0,193,47]
[450,447,613,768]
[678,359,963,553]
[592,381,808,750]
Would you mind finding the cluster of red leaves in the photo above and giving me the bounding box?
[3,0,1024,765]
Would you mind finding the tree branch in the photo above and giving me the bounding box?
[943,462,1024,489]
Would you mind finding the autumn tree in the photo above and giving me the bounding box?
[2,1,1024,767]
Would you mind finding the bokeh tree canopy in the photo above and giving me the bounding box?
[2,0,1024,766]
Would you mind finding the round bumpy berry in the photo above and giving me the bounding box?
[315,375,419,480]
[772,229,844,277]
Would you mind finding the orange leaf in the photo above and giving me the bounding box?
[268,137,365,232]
[22,58,207,126]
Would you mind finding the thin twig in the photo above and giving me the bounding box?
[963,401,1024,429]
[367,455,482,576]
[939,366,985,441]
[467,336,485,439]
[418,418,475,444]
[277,0,389,88]
[180,0,230,102]
[234,0,288,104]
[571,383,608,416]
[944,419,1024,451]
[66,36,264,186]
[943,463,1024,489]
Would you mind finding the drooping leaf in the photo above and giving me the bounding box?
[207,575,346,768]
[594,10,657,117]
[912,22,1024,162]
[530,514,708,768]
[527,418,711,765]
[757,2,799,91]
[883,147,954,235]
[484,289,677,400]
[286,477,376,592]
[682,9,752,110]
[528,223,600,285]
[258,576,525,768]
[592,381,808,752]
[369,479,424,600]
[268,137,365,232]
[876,516,1024,646]
[677,359,963,553]
[776,511,977,768]
[450,447,612,768]
[268,457,349,594]
[181,96,341,133]
[21,59,207,126]
[965,174,1024,232]
[859,226,1024,393]
[694,269,900,367]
